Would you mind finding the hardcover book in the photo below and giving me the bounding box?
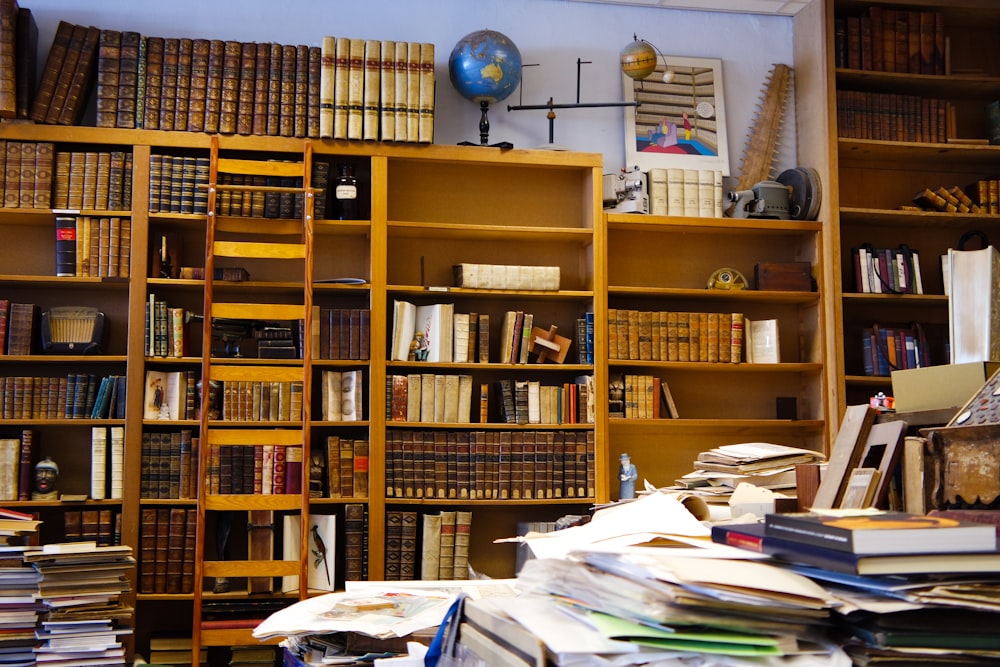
[714,521,1000,577]
[764,510,999,555]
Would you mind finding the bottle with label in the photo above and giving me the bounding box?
[334,163,359,220]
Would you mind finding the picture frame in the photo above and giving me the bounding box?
[623,55,730,175]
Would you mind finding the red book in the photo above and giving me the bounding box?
[285,445,302,495]
[17,428,35,501]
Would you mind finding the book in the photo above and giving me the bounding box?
[28,20,72,122]
[452,510,471,579]
[318,35,335,138]
[417,42,434,143]
[54,24,99,126]
[764,510,999,555]
[346,38,364,140]
[438,510,456,580]
[0,436,17,500]
[13,6,36,120]
[948,245,1000,364]
[714,522,1000,577]
[362,39,380,141]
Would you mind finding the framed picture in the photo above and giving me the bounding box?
[623,55,730,175]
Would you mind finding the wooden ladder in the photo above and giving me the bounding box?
[192,135,316,657]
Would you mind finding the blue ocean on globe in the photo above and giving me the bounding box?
[448,29,522,105]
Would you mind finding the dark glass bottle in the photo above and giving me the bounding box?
[334,163,359,220]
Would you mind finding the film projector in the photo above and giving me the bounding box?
[728,166,821,221]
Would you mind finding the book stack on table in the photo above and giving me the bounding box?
[714,509,1000,664]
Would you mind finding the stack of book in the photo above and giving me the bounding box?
[714,510,1000,663]
[608,308,746,363]
[137,507,195,595]
[26,542,135,667]
[677,442,824,499]
[0,538,43,667]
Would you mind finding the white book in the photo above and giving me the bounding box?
[443,374,459,423]
[683,169,699,217]
[746,319,780,364]
[949,245,1000,363]
[647,168,667,216]
[341,370,358,421]
[453,312,470,363]
[391,300,416,361]
[90,427,107,501]
[698,169,715,217]
[406,373,421,422]
[912,250,924,294]
[666,168,684,216]
[318,36,336,138]
[433,373,447,422]
[457,374,473,424]
[324,370,342,421]
[527,380,541,424]
[109,426,124,500]
[414,303,454,363]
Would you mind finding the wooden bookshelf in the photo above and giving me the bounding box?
[824,0,1000,413]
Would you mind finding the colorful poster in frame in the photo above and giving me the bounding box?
[623,55,730,175]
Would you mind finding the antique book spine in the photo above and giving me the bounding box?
[285,444,302,495]
[44,22,86,124]
[186,38,209,132]
[306,45,321,138]
[319,35,335,138]
[279,43,296,137]
[0,0,13,118]
[362,39,380,141]
[343,502,365,581]
[265,42,282,136]
[420,512,440,580]
[438,510,456,580]
[333,37,350,140]
[158,37,179,131]
[94,29,120,128]
[417,42,434,143]
[115,31,140,129]
[339,436,354,497]
[54,215,75,276]
[118,217,130,277]
[452,510,471,579]
[378,39,395,141]
[94,150,110,210]
[234,40,255,135]
[6,302,33,355]
[346,38,364,140]
[294,43,308,137]
[90,425,107,500]
[218,40,240,134]
[29,20,73,122]
[393,40,408,141]
[384,509,402,580]
[16,428,34,501]
[405,42,420,142]
[164,506,185,593]
[201,39,222,133]
[250,41,270,136]
[271,444,286,494]
[181,507,196,593]
[399,510,418,580]
[141,36,163,130]
[138,507,157,593]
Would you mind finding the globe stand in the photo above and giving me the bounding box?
[458,101,513,150]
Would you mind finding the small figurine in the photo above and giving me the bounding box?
[33,456,59,500]
[309,451,326,498]
[618,452,638,500]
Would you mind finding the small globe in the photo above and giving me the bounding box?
[448,29,522,105]
[621,38,657,80]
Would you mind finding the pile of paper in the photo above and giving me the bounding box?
[677,442,824,499]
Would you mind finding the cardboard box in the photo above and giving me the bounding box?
[891,362,1000,413]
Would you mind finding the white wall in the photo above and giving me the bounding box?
[23,0,797,175]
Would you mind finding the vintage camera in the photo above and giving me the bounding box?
[602,166,648,214]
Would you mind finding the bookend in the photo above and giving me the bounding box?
[528,324,571,363]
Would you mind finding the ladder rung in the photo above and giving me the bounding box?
[213,240,306,259]
[205,428,304,446]
[207,364,305,383]
[211,302,305,321]
[204,494,303,511]
[203,559,301,577]
[217,157,306,178]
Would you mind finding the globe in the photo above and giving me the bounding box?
[448,29,522,146]
[620,37,657,80]
[448,29,522,105]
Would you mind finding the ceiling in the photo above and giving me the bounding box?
[561,0,812,16]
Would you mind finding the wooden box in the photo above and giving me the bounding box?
[924,423,1000,508]
[754,261,813,291]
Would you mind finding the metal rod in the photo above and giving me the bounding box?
[508,101,638,111]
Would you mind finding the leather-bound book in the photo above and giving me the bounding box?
[378,40,395,141]
[344,503,366,581]
[332,37,349,139]
[452,510,471,579]
[250,41,269,135]
[141,36,163,130]
[294,43,308,137]
[393,40,408,141]
[13,6,36,120]
[164,506,185,593]
[0,0,16,119]
[306,45,320,138]
[400,510,418,580]
[6,302,34,355]
[186,38,208,132]
[346,38,364,140]
[405,42,420,142]
[114,31,140,129]
[53,24,99,126]
[138,507,157,593]
[94,29,120,128]
[266,42,282,136]
[29,20,72,122]
[384,509,402,581]
[201,39,223,133]
[158,37,179,131]
[172,37,191,131]
[153,507,169,593]
[235,40,255,135]
[319,36,335,138]
[181,508,196,593]
[279,43,296,137]
[44,22,86,123]
[438,510,456,580]
[217,40,240,133]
